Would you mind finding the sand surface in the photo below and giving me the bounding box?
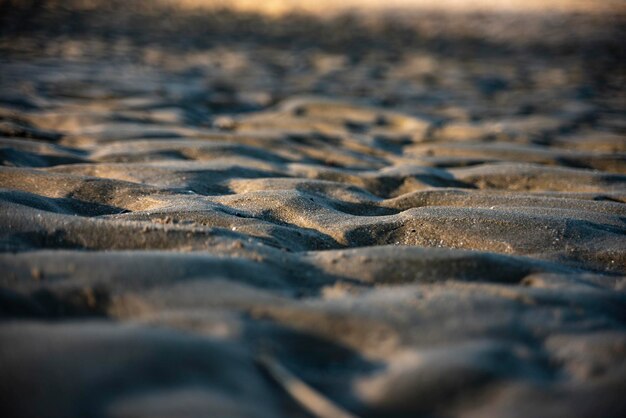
[1,2,625,417]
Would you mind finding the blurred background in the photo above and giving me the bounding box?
[0,0,624,126]
[166,0,624,14]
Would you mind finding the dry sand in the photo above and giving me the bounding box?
[0,1,625,417]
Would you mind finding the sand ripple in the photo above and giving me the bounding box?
[1,7,625,417]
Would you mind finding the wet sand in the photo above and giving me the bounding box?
[1,2,625,417]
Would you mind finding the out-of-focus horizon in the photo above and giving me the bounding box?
[5,0,623,15]
[165,0,624,14]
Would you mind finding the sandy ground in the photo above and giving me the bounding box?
[0,1,625,417]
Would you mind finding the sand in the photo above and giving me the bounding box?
[0,1,625,417]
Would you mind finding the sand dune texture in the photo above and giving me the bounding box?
[1,2,626,418]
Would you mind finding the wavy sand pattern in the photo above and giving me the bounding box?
[1,2,625,417]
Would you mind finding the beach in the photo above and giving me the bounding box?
[0,1,625,417]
